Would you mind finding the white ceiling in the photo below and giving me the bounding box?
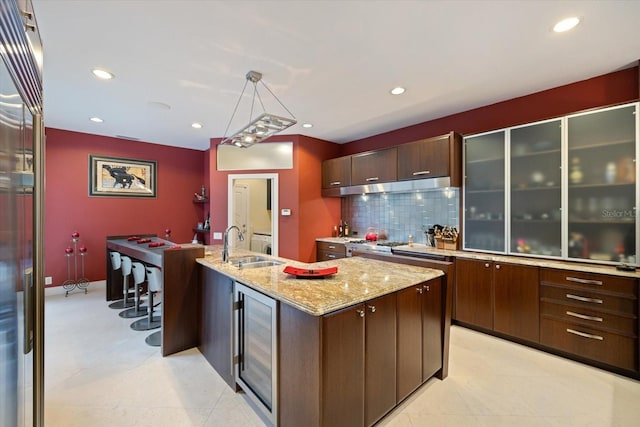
[32,0,640,151]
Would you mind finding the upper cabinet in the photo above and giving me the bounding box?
[321,132,462,196]
[566,104,637,263]
[463,130,506,252]
[397,132,462,185]
[351,147,397,185]
[510,119,562,257]
[463,102,639,265]
[322,156,351,189]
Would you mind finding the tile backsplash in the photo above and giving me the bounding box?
[343,188,459,243]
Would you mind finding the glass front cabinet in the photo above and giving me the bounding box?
[463,102,639,265]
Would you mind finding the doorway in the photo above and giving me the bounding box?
[228,174,278,257]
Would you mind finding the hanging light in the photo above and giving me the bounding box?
[220,70,297,148]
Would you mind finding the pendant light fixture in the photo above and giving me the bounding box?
[220,70,297,148]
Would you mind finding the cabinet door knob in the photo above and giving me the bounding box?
[484,263,490,268]
[367,305,376,313]
[417,288,424,294]
[495,264,501,270]
[356,309,365,318]
[424,285,430,291]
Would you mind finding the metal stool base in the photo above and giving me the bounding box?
[130,316,161,331]
[145,330,161,347]
[108,299,135,309]
[119,306,148,318]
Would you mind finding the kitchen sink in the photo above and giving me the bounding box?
[229,256,283,269]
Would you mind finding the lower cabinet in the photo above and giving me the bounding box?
[279,277,444,427]
[539,268,638,373]
[198,267,236,389]
[397,280,443,402]
[322,293,398,427]
[316,241,347,261]
[455,258,539,343]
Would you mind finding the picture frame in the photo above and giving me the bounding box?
[89,154,156,198]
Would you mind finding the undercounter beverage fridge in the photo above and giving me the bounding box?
[0,0,45,426]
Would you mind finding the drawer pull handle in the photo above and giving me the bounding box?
[329,181,341,186]
[566,311,603,322]
[412,170,431,176]
[566,328,603,341]
[327,254,336,259]
[566,276,603,286]
[328,245,336,249]
[566,294,603,304]
[365,177,379,182]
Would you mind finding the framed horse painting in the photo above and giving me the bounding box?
[89,155,157,198]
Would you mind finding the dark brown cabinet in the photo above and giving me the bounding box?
[322,293,398,427]
[322,156,351,189]
[396,279,443,402]
[199,267,235,389]
[454,258,493,329]
[455,258,539,343]
[422,281,443,381]
[539,268,638,372]
[351,147,397,185]
[364,294,397,426]
[322,304,365,427]
[316,241,347,261]
[397,132,462,185]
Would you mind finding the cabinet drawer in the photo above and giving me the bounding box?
[317,250,345,262]
[540,301,637,336]
[540,284,637,316]
[540,317,637,372]
[316,241,346,256]
[540,268,637,297]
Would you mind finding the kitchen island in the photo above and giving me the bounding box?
[196,246,451,427]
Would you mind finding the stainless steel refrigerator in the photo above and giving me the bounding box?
[0,0,44,425]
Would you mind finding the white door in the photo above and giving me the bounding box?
[232,184,250,250]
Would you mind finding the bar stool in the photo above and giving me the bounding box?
[119,261,147,318]
[108,252,135,309]
[131,266,162,331]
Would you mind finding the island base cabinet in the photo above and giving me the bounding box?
[278,279,444,427]
[422,280,443,381]
[365,294,397,427]
[397,278,444,402]
[198,268,236,390]
[322,304,366,427]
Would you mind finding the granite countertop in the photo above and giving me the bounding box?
[392,243,640,279]
[315,238,639,279]
[196,245,444,316]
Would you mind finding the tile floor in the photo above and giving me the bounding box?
[44,281,640,426]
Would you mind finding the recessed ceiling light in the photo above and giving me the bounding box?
[90,117,103,123]
[91,68,114,80]
[553,17,580,33]
[390,87,406,95]
[302,123,313,128]
[191,122,203,129]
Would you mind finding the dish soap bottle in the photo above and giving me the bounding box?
[344,221,349,237]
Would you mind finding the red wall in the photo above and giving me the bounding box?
[343,67,639,155]
[44,128,206,286]
[208,135,341,262]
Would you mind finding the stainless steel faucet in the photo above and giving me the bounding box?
[222,225,244,262]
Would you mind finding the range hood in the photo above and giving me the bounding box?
[322,176,454,197]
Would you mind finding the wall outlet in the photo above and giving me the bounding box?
[213,232,222,240]
[281,208,291,216]
[45,276,52,285]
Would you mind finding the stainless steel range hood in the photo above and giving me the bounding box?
[322,176,454,197]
